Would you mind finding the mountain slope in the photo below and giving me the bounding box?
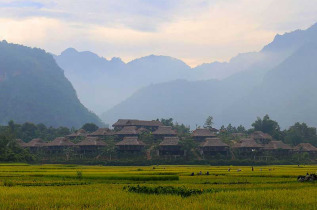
[222,43,317,127]
[54,51,192,113]
[102,23,317,128]
[0,41,103,128]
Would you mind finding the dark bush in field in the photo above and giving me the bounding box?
[124,185,203,197]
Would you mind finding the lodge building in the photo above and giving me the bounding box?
[199,138,229,156]
[159,137,184,156]
[14,119,316,161]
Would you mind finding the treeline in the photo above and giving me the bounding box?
[217,115,317,146]
[0,121,97,162]
[0,115,317,163]
[158,115,317,146]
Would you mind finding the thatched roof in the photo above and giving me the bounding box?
[159,137,180,146]
[231,133,245,138]
[113,119,163,127]
[116,126,139,135]
[294,143,317,152]
[77,137,107,146]
[153,126,177,135]
[200,138,229,147]
[47,137,75,147]
[67,129,87,138]
[137,127,150,134]
[25,138,46,147]
[251,131,272,140]
[263,141,293,150]
[210,128,219,132]
[233,138,263,148]
[191,128,217,137]
[88,128,114,136]
[16,139,27,147]
[115,137,145,146]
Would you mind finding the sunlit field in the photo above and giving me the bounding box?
[0,164,316,209]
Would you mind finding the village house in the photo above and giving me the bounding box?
[262,141,293,156]
[115,136,145,153]
[112,119,163,131]
[76,137,107,155]
[232,138,263,154]
[294,143,317,157]
[210,128,219,134]
[46,137,75,153]
[137,127,150,134]
[115,126,139,139]
[191,128,217,141]
[158,137,184,156]
[88,128,114,138]
[152,126,177,140]
[251,131,273,144]
[16,139,27,147]
[23,138,46,153]
[199,138,229,156]
[66,129,87,140]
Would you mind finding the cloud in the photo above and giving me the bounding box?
[0,0,317,66]
[0,1,44,8]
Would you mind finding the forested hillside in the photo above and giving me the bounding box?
[0,41,103,128]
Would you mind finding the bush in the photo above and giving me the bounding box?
[124,185,203,197]
[76,171,83,180]
[3,180,15,187]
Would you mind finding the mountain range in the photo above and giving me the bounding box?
[99,23,317,128]
[4,22,314,129]
[0,41,103,128]
[56,24,317,118]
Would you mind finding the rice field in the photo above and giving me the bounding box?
[0,164,316,209]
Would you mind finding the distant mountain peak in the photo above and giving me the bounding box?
[110,57,125,64]
[61,48,78,55]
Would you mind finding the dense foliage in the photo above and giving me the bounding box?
[0,126,34,162]
[159,118,190,136]
[1,121,71,142]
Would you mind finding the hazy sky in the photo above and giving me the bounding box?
[1,0,317,66]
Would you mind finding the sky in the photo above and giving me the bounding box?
[0,0,317,67]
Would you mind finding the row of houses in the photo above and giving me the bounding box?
[16,119,317,158]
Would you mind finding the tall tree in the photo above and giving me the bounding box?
[284,122,317,146]
[251,115,281,139]
[81,123,99,133]
[204,116,213,129]
[160,118,174,126]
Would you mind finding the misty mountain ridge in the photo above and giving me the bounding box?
[101,22,317,128]
[56,24,317,115]
[0,41,103,128]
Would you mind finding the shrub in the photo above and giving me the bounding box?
[3,180,15,187]
[76,171,83,180]
[124,185,203,197]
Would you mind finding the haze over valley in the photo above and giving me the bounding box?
[53,23,317,129]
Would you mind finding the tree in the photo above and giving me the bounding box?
[160,118,174,126]
[159,118,190,136]
[204,116,213,129]
[180,137,197,159]
[174,122,190,136]
[81,123,99,133]
[284,122,317,146]
[0,129,34,162]
[236,125,246,133]
[251,115,281,139]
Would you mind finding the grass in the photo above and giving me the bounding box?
[0,164,316,209]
